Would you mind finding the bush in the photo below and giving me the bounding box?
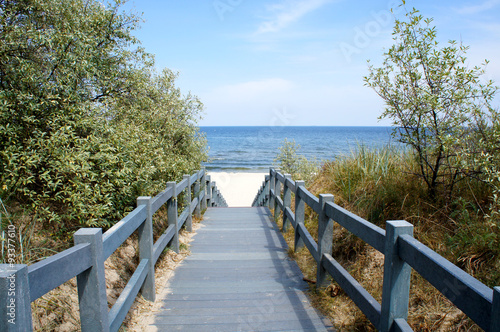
[274,139,319,183]
[0,0,207,235]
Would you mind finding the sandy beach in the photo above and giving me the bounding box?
[208,172,268,207]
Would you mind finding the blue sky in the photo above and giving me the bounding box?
[122,0,500,126]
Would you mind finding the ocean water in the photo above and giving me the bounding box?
[200,126,395,172]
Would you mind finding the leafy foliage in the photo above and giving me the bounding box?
[364,4,498,200]
[0,0,207,231]
[274,139,319,183]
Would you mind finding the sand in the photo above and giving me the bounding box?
[208,172,268,207]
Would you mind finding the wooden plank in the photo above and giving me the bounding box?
[178,208,189,229]
[297,223,319,262]
[324,202,386,253]
[285,177,296,193]
[285,207,295,228]
[149,207,333,331]
[102,205,147,260]
[28,243,92,301]
[394,318,413,332]
[151,187,174,214]
[398,234,493,330]
[108,259,149,332]
[322,254,381,328]
[176,178,189,193]
[297,186,321,214]
[153,225,175,264]
[276,196,284,211]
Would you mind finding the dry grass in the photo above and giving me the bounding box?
[25,206,203,331]
[269,145,495,331]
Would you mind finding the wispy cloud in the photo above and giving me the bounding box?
[456,0,500,15]
[256,0,333,34]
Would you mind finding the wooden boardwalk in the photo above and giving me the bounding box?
[147,207,334,331]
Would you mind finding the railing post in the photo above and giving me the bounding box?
[294,181,306,252]
[274,171,282,221]
[194,171,202,219]
[317,194,334,287]
[201,170,207,211]
[184,174,193,232]
[492,286,500,331]
[206,175,212,207]
[137,196,155,301]
[74,228,109,332]
[167,182,180,253]
[282,174,292,232]
[212,183,217,207]
[269,169,275,210]
[0,265,32,331]
[261,175,271,206]
[380,220,413,332]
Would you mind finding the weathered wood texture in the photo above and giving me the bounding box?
[253,168,499,332]
[0,169,228,332]
[149,207,334,332]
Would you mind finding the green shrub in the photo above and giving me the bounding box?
[0,0,207,234]
[274,139,319,183]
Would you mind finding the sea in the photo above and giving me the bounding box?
[200,126,396,172]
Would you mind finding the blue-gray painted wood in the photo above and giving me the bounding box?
[269,168,276,209]
[206,175,212,206]
[285,176,296,193]
[0,265,33,331]
[297,186,321,214]
[201,171,207,211]
[492,287,500,331]
[284,206,295,231]
[276,195,284,212]
[297,223,319,262]
[317,194,334,287]
[194,174,202,219]
[398,233,492,330]
[394,318,413,332]
[108,259,149,332]
[294,180,306,252]
[74,228,109,332]
[167,182,180,253]
[28,243,92,301]
[151,187,173,214]
[178,208,189,229]
[137,196,155,301]
[153,225,176,264]
[380,221,413,332]
[176,177,189,193]
[190,196,199,214]
[183,174,193,232]
[102,205,147,260]
[324,201,386,253]
[149,207,333,331]
[322,254,381,328]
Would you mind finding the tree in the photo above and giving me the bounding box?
[364,4,498,200]
[0,0,207,230]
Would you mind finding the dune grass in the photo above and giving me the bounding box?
[274,144,496,331]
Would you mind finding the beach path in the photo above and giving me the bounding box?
[145,207,334,331]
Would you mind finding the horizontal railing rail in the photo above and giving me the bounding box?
[252,168,500,332]
[0,169,227,332]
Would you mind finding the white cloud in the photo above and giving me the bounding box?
[256,0,334,34]
[456,0,500,15]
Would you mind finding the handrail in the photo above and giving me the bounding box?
[0,168,228,332]
[252,168,500,332]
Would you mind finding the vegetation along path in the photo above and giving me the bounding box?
[145,207,334,331]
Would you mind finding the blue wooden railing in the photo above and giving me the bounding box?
[253,168,500,332]
[0,170,227,332]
